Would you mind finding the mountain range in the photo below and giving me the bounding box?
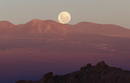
[16,61,130,83]
[0,19,130,64]
[0,19,130,38]
[0,19,130,83]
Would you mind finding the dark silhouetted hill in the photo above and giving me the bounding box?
[16,61,130,83]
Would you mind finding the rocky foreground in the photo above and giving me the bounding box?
[16,61,130,83]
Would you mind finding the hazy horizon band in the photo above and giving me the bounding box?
[0,0,130,28]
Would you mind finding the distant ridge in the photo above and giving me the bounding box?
[0,21,15,33]
[0,19,130,38]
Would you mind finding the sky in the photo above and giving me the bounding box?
[0,0,130,28]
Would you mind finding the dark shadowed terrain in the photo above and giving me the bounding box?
[16,61,130,83]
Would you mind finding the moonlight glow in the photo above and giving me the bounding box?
[58,11,71,24]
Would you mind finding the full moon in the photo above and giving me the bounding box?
[58,11,71,24]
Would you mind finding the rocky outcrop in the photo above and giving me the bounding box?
[16,61,130,83]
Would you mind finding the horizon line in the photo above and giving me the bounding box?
[0,18,128,28]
